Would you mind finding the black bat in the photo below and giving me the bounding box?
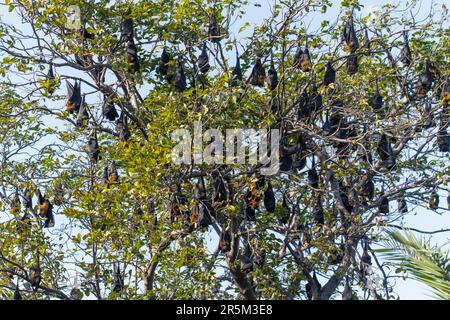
[108,161,119,184]
[66,80,82,114]
[416,60,433,98]
[342,15,359,53]
[212,173,227,206]
[116,113,131,142]
[121,18,134,41]
[197,43,210,74]
[362,177,375,200]
[159,47,170,76]
[307,158,319,188]
[266,59,278,90]
[346,54,358,75]
[23,188,33,211]
[378,190,390,214]
[125,39,140,72]
[309,84,323,113]
[13,282,22,300]
[313,196,324,225]
[208,13,221,43]
[250,58,266,87]
[400,31,412,66]
[429,190,439,210]
[112,262,124,293]
[103,98,119,121]
[294,44,312,72]
[47,64,55,95]
[263,182,276,212]
[218,227,231,252]
[240,243,254,274]
[323,61,336,86]
[174,58,187,92]
[279,146,293,172]
[87,133,100,163]
[371,84,384,111]
[231,50,243,86]
[398,197,408,213]
[76,96,89,127]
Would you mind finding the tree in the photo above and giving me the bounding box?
[0,0,449,300]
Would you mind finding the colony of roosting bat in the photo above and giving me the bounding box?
[6,10,450,299]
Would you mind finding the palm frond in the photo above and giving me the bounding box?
[380,229,450,300]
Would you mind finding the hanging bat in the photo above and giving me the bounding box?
[371,84,384,111]
[428,190,439,210]
[174,57,187,92]
[108,161,119,184]
[116,113,131,142]
[379,191,389,214]
[47,64,56,95]
[323,62,336,86]
[342,277,352,300]
[307,158,319,188]
[38,190,52,218]
[189,204,200,230]
[421,101,435,129]
[339,182,354,213]
[263,182,276,212]
[218,227,231,253]
[362,27,371,52]
[103,102,119,122]
[436,129,450,152]
[13,282,22,300]
[398,197,408,213]
[77,26,94,40]
[277,194,290,224]
[416,60,433,98]
[194,177,207,200]
[125,39,140,72]
[294,44,312,72]
[240,243,254,274]
[400,31,412,66]
[440,76,450,102]
[53,183,64,206]
[447,191,450,210]
[231,50,243,86]
[76,96,89,127]
[10,191,21,215]
[212,173,227,207]
[254,248,266,266]
[197,205,212,228]
[346,54,358,75]
[309,84,323,113]
[197,43,210,74]
[121,18,134,41]
[342,15,359,53]
[112,262,124,293]
[279,146,293,172]
[30,266,41,292]
[296,90,310,120]
[313,196,324,225]
[208,13,221,43]
[376,134,394,161]
[87,133,100,163]
[361,178,375,200]
[23,188,33,211]
[266,59,278,91]
[159,47,170,76]
[66,80,82,114]
[250,58,266,87]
